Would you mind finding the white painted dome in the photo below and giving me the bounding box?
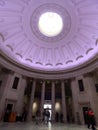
[0,0,98,72]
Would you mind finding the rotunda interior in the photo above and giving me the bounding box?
[0,0,98,126]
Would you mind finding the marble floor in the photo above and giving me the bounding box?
[0,122,95,130]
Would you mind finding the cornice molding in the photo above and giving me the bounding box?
[0,53,98,79]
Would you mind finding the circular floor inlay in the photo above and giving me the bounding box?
[38,12,63,37]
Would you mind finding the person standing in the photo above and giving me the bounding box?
[87,108,96,130]
[47,110,50,123]
[35,110,40,125]
[55,112,59,122]
[60,113,63,123]
[43,109,48,125]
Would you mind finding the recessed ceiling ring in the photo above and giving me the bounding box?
[30,3,71,42]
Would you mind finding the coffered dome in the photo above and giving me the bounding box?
[0,0,98,72]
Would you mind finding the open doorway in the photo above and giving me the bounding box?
[82,106,88,124]
[43,103,52,121]
[4,103,13,122]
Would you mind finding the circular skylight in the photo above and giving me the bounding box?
[38,12,63,37]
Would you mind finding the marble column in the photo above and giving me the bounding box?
[0,71,13,120]
[40,81,45,118]
[51,81,55,122]
[27,79,36,121]
[61,80,67,123]
[15,76,26,115]
[71,78,80,124]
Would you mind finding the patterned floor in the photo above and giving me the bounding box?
[0,122,92,130]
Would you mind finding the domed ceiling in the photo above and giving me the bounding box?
[0,0,98,72]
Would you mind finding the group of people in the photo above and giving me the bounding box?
[86,108,96,130]
[43,109,50,125]
[35,108,50,125]
[35,107,96,129]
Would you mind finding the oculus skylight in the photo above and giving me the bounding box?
[38,12,63,37]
